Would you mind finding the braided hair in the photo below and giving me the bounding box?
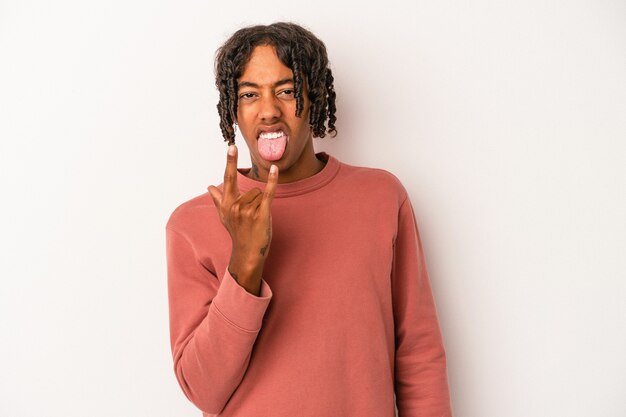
[214,22,337,145]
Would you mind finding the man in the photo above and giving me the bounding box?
[166,22,452,416]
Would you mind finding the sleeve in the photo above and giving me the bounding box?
[392,197,453,416]
[166,226,272,415]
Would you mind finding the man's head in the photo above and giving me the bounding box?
[214,22,337,145]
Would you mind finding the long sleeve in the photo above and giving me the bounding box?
[166,226,272,415]
[392,197,452,416]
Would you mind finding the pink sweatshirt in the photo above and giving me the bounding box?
[166,153,452,416]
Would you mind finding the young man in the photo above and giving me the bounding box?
[166,22,452,416]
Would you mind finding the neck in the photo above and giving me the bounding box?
[278,154,325,183]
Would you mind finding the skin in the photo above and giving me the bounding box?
[207,45,324,295]
[208,145,278,296]
[250,162,260,179]
[235,44,325,183]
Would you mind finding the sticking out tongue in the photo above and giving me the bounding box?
[257,135,288,161]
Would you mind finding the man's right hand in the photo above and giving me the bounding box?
[208,144,279,296]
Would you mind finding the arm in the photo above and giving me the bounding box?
[167,145,278,414]
[166,226,272,415]
[392,197,453,416]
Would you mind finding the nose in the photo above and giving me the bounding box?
[258,94,281,122]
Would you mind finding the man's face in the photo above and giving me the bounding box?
[236,45,316,182]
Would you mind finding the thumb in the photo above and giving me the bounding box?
[207,185,223,208]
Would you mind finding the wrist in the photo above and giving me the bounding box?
[228,256,263,293]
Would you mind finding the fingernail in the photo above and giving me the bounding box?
[228,145,236,156]
[270,165,277,174]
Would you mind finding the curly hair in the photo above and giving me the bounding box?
[214,22,337,145]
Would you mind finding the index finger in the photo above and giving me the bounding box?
[260,164,279,212]
[223,144,239,198]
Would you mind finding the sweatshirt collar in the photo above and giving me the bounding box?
[235,152,340,198]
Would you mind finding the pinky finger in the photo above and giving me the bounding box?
[260,164,279,212]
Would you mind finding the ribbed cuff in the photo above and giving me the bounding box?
[211,270,272,332]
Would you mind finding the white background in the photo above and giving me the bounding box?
[1,1,625,416]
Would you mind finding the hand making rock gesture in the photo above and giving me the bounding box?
[208,145,279,296]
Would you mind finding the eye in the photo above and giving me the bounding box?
[239,92,257,101]
[278,89,295,98]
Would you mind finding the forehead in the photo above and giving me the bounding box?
[238,45,294,85]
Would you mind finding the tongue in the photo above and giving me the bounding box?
[257,135,288,161]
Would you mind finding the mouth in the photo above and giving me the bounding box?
[257,130,287,140]
[256,125,289,140]
[256,128,289,161]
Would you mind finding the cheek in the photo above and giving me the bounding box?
[236,109,254,131]
[236,107,245,124]
[295,109,311,132]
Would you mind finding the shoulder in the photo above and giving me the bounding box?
[166,191,217,237]
[336,160,409,203]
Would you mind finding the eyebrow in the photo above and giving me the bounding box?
[237,78,294,89]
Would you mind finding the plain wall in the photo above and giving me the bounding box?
[1,0,625,416]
